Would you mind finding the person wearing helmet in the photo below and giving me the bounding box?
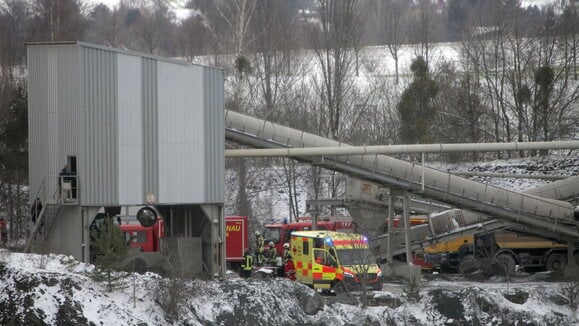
[284,254,296,281]
[240,248,253,279]
[254,231,264,266]
[283,243,291,262]
[266,241,277,266]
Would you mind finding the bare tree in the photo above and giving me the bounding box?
[461,1,513,151]
[309,0,362,140]
[134,2,175,55]
[175,15,209,61]
[559,6,577,81]
[408,0,438,68]
[433,61,491,161]
[85,4,123,48]
[378,0,407,85]
[29,0,87,42]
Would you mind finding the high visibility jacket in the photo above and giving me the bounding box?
[256,236,264,253]
[242,254,253,270]
[266,248,277,264]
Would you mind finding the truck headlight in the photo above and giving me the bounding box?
[344,272,354,278]
[377,269,382,277]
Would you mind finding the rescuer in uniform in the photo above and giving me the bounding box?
[283,243,291,262]
[240,249,253,279]
[284,254,296,281]
[254,231,264,266]
[266,241,277,266]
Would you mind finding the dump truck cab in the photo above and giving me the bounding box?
[291,231,383,293]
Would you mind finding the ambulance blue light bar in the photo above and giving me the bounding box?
[324,237,334,247]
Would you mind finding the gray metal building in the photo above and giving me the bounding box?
[27,42,225,277]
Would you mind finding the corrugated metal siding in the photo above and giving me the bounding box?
[28,45,80,202]
[27,46,49,201]
[81,46,118,205]
[117,54,143,205]
[57,45,82,176]
[157,62,205,204]
[29,42,224,208]
[203,67,225,203]
[142,58,159,202]
[53,207,83,259]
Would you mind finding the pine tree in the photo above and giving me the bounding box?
[397,56,438,144]
[91,215,129,292]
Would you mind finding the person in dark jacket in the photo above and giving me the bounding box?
[30,197,43,223]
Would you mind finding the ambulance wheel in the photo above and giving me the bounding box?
[372,279,384,291]
[333,282,346,295]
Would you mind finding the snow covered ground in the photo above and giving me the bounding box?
[1,250,578,325]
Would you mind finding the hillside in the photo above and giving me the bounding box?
[1,250,578,325]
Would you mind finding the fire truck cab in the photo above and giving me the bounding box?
[263,217,353,257]
[291,231,383,293]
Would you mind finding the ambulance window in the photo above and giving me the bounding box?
[314,238,323,249]
[326,253,338,268]
[302,241,309,255]
[329,248,337,260]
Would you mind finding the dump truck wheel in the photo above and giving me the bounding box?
[496,254,516,275]
[458,254,475,274]
[546,253,566,272]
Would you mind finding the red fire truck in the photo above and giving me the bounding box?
[122,219,165,252]
[225,215,249,269]
[115,215,249,270]
[262,217,354,257]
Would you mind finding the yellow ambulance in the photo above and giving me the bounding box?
[290,230,383,293]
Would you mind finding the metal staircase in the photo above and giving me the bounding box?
[25,203,63,253]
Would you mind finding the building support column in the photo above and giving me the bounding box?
[201,204,225,280]
[386,191,396,263]
[82,207,100,264]
[403,192,412,264]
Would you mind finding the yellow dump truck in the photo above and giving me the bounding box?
[424,230,572,274]
[291,231,383,293]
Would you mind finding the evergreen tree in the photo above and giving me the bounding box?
[91,215,129,292]
[0,84,28,240]
[396,56,438,144]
